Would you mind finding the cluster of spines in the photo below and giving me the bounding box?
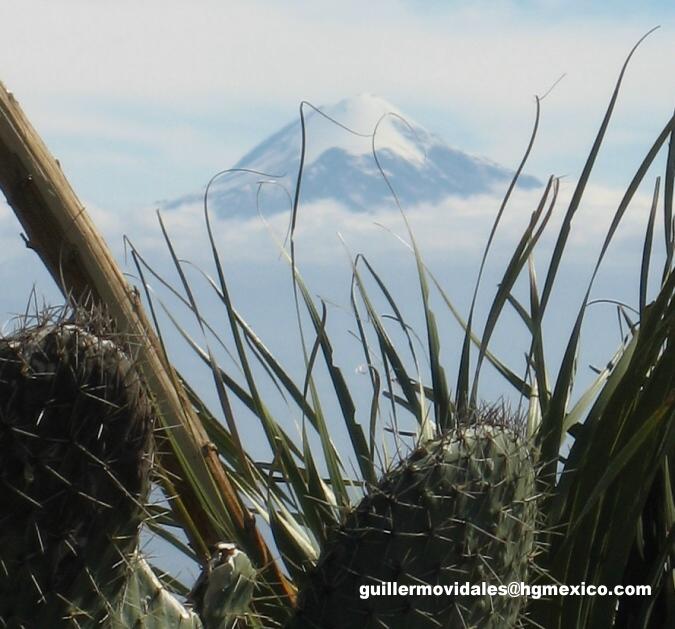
[288,417,542,629]
[0,307,201,627]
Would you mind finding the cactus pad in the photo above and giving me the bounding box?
[289,422,539,629]
[0,316,154,626]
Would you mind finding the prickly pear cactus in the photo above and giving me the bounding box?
[0,315,157,626]
[289,422,539,629]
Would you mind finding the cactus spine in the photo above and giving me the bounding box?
[289,421,539,629]
[0,314,201,627]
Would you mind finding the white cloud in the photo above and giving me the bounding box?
[100,180,658,277]
[0,4,666,94]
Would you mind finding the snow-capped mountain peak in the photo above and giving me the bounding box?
[301,93,428,165]
[166,94,540,215]
[235,93,428,173]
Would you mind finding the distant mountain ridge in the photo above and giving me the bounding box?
[166,94,540,215]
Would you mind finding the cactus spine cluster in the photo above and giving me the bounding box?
[289,421,539,629]
[0,314,201,628]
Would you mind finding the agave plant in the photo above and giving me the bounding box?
[0,29,673,629]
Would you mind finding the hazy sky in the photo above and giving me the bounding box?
[0,1,672,373]
[1,1,673,213]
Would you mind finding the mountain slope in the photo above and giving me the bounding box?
[166,94,540,216]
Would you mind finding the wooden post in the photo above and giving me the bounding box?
[0,82,295,613]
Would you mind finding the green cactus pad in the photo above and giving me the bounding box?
[289,422,539,629]
[0,316,154,627]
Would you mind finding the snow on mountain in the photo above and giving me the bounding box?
[165,93,540,216]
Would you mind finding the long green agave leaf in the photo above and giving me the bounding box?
[469,175,558,407]
[371,113,449,432]
[350,255,424,425]
[662,108,674,283]
[537,27,659,315]
[456,96,542,415]
[375,226,532,398]
[540,110,675,470]
[533,267,674,629]
[639,177,660,315]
